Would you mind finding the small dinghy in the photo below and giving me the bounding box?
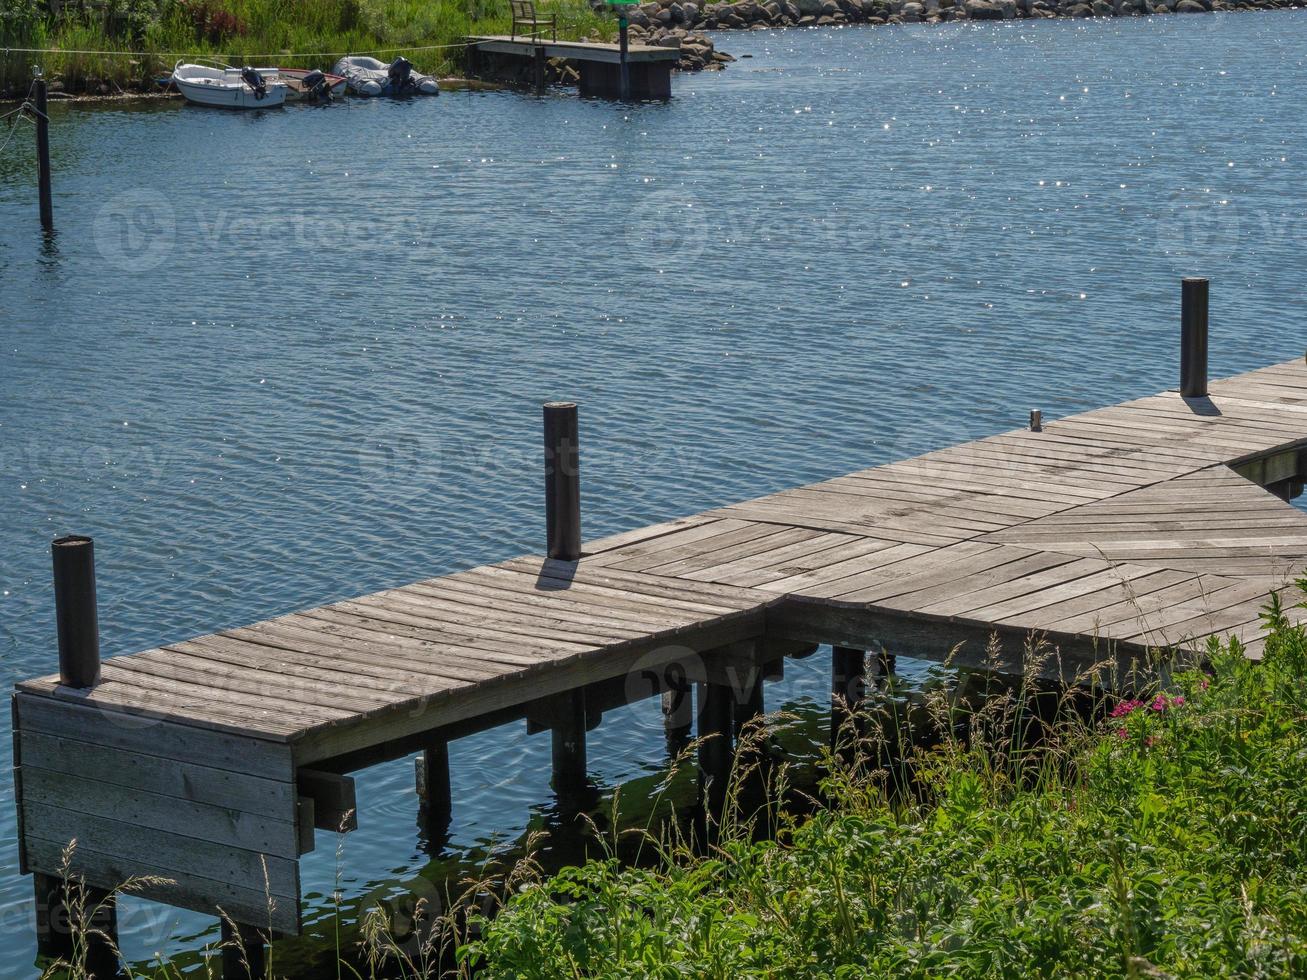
[277,67,348,102]
[172,60,287,109]
[331,56,439,97]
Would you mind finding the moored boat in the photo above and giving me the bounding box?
[277,67,349,102]
[172,60,288,109]
[331,56,440,97]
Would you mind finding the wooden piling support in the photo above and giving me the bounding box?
[220,920,267,980]
[34,74,53,233]
[35,873,118,977]
[831,646,866,750]
[550,689,588,808]
[416,740,452,824]
[532,44,546,93]
[661,677,693,751]
[543,402,581,561]
[1181,277,1209,398]
[618,16,631,100]
[697,680,733,836]
[52,535,100,689]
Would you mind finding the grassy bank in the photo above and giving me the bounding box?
[468,612,1307,977]
[0,0,613,96]
[40,593,1307,978]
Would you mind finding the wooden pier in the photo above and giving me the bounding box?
[466,35,679,98]
[14,280,1307,971]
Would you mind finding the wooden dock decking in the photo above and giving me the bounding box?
[14,352,1307,950]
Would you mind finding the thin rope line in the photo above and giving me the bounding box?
[2,40,470,60]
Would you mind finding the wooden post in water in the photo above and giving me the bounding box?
[697,680,733,838]
[661,676,693,751]
[618,14,631,100]
[831,646,866,751]
[543,402,581,561]
[550,689,588,809]
[34,872,118,977]
[532,44,546,93]
[52,535,100,688]
[1181,277,1209,398]
[416,739,453,832]
[220,921,267,980]
[34,71,53,233]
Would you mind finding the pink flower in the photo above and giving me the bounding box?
[1173,696,1185,707]
[1116,727,1129,740]
[1110,699,1143,718]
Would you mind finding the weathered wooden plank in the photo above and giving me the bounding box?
[20,767,300,857]
[22,835,299,933]
[17,731,295,819]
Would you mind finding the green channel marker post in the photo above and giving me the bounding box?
[608,0,639,99]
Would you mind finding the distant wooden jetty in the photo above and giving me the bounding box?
[14,280,1307,975]
[466,35,679,97]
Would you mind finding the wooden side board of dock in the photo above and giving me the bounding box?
[465,35,679,98]
[13,286,1307,970]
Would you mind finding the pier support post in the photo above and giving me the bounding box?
[416,740,453,844]
[1181,277,1209,398]
[52,534,100,688]
[220,921,267,980]
[35,873,118,977]
[543,402,581,561]
[831,646,867,752]
[550,689,588,810]
[697,680,734,841]
[618,15,631,100]
[661,675,693,752]
[34,71,53,233]
[532,44,546,94]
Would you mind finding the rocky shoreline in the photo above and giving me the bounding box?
[627,0,1307,72]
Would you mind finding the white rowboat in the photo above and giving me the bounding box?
[172,60,288,109]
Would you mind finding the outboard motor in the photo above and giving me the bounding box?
[387,56,415,94]
[240,66,267,100]
[301,69,332,101]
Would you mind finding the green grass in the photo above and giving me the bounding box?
[38,590,1307,978]
[469,603,1307,978]
[0,0,613,95]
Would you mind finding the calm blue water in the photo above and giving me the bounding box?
[2,12,1306,974]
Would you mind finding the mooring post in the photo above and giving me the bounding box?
[532,44,546,94]
[543,401,581,561]
[1180,276,1209,398]
[220,920,267,980]
[831,646,866,751]
[551,689,588,809]
[34,69,53,233]
[52,535,100,688]
[618,14,631,100]
[416,739,452,827]
[697,680,734,838]
[1029,409,1042,432]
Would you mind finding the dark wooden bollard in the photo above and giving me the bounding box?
[34,73,53,233]
[1181,277,1209,398]
[618,14,631,100]
[220,921,267,980]
[543,402,581,561]
[52,535,100,688]
[697,681,734,838]
[831,646,866,751]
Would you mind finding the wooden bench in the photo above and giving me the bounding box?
[509,0,557,40]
